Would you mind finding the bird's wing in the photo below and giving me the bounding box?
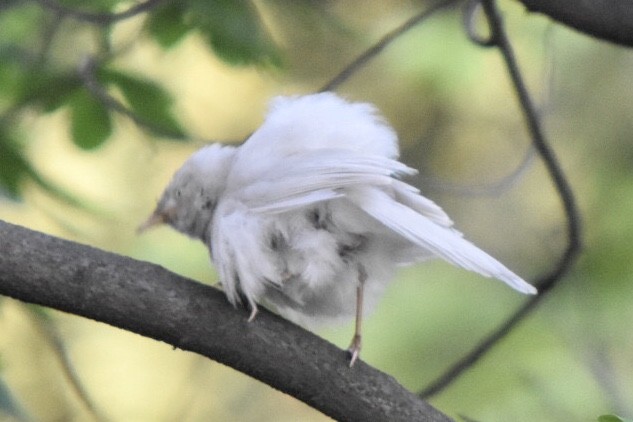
[230,149,415,214]
[224,92,408,214]
[392,179,455,228]
[238,93,400,162]
[347,187,537,294]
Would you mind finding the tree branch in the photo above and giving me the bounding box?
[514,0,633,47]
[0,220,452,422]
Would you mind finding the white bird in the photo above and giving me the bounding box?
[139,92,536,366]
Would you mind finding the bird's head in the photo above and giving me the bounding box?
[138,144,237,242]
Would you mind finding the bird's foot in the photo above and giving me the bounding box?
[247,304,258,322]
[347,334,362,367]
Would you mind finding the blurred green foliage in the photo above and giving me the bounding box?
[0,0,280,200]
[0,132,31,199]
[68,88,112,149]
[599,416,633,422]
[146,2,191,48]
[100,69,186,139]
[186,0,280,65]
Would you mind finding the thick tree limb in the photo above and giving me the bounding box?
[515,0,633,47]
[0,220,452,422]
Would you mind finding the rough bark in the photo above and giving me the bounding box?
[0,220,452,422]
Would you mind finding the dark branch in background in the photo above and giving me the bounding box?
[514,0,633,48]
[419,0,582,398]
[320,0,460,92]
[0,220,452,422]
[78,57,187,140]
[33,0,166,25]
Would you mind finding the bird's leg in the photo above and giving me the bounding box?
[347,263,367,367]
[247,302,259,322]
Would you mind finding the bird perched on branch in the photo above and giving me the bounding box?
[139,92,536,366]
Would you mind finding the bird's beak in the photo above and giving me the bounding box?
[137,210,167,234]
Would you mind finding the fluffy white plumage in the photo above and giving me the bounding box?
[141,92,536,364]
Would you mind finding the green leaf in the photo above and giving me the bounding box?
[0,132,31,199]
[599,415,633,422]
[187,0,280,66]
[0,3,43,46]
[102,70,185,138]
[0,47,82,112]
[38,74,83,113]
[146,1,191,48]
[22,72,82,112]
[0,52,24,104]
[69,89,112,150]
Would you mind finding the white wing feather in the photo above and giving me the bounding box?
[241,93,399,158]
[392,179,454,228]
[347,187,537,294]
[231,150,414,212]
[249,190,344,214]
[229,93,400,192]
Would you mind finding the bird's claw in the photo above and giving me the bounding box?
[247,304,258,322]
[347,334,362,367]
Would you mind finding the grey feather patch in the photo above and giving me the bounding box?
[307,206,332,230]
[269,231,288,252]
[337,234,367,261]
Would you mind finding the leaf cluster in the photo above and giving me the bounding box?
[0,0,280,200]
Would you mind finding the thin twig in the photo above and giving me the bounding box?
[33,0,167,26]
[319,0,460,92]
[25,306,109,422]
[462,0,494,47]
[420,0,581,398]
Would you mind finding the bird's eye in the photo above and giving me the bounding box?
[175,189,182,198]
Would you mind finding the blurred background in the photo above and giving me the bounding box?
[1,0,632,420]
